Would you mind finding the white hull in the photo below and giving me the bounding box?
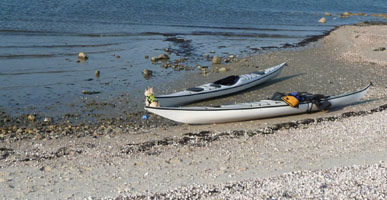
[145,84,371,124]
[156,62,286,106]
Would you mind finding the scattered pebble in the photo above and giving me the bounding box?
[95,70,100,78]
[143,69,153,76]
[78,52,88,60]
[27,114,36,122]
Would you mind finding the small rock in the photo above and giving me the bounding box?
[40,166,52,172]
[151,54,169,62]
[78,52,88,60]
[318,17,327,23]
[218,67,228,73]
[82,90,100,95]
[159,54,169,59]
[44,117,53,123]
[116,55,120,58]
[145,55,149,59]
[324,12,331,16]
[212,56,221,64]
[343,11,351,16]
[95,70,100,78]
[27,114,36,122]
[144,69,153,76]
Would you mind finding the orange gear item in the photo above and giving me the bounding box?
[281,95,299,107]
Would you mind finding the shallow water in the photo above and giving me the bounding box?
[0,0,386,120]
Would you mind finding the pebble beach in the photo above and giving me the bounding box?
[1,22,387,199]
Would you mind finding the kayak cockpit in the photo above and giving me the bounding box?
[213,75,240,86]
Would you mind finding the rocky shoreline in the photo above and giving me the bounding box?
[1,22,387,144]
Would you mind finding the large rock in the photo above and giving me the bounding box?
[212,56,221,64]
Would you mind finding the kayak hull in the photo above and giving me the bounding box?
[145,84,371,124]
[156,62,287,106]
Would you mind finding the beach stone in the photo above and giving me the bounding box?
[95,70,100,78]
[340,11,351,18]
[27,114,36,122]
[82,90,100,95]
[144,69,153,76]
[218,67,228,73]
[324,12,331,16]
[151,54,169,62]
[159,54,169,59]
[319,17,327,23]
[212,56,221,64]
[44,117,53,123]
[40,166,52,172]
[78,52,88,60]
[343,11,351,16]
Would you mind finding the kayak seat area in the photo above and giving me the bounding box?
[213,75,240,86]
[187,87,204,92]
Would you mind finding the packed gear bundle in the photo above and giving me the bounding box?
[271,91,331,111]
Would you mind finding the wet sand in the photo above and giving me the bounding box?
[0,24,387,199]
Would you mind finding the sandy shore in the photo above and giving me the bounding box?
[1,24,387,199]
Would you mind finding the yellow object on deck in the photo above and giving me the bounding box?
[282,95,299,107]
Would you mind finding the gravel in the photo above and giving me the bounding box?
[123,161,386,199]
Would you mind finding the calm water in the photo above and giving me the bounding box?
[0,0,386,118]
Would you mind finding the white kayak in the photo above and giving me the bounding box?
[156,62,287,106]
[145,83,371,124]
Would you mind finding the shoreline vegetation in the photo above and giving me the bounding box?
[1,22,387,199]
